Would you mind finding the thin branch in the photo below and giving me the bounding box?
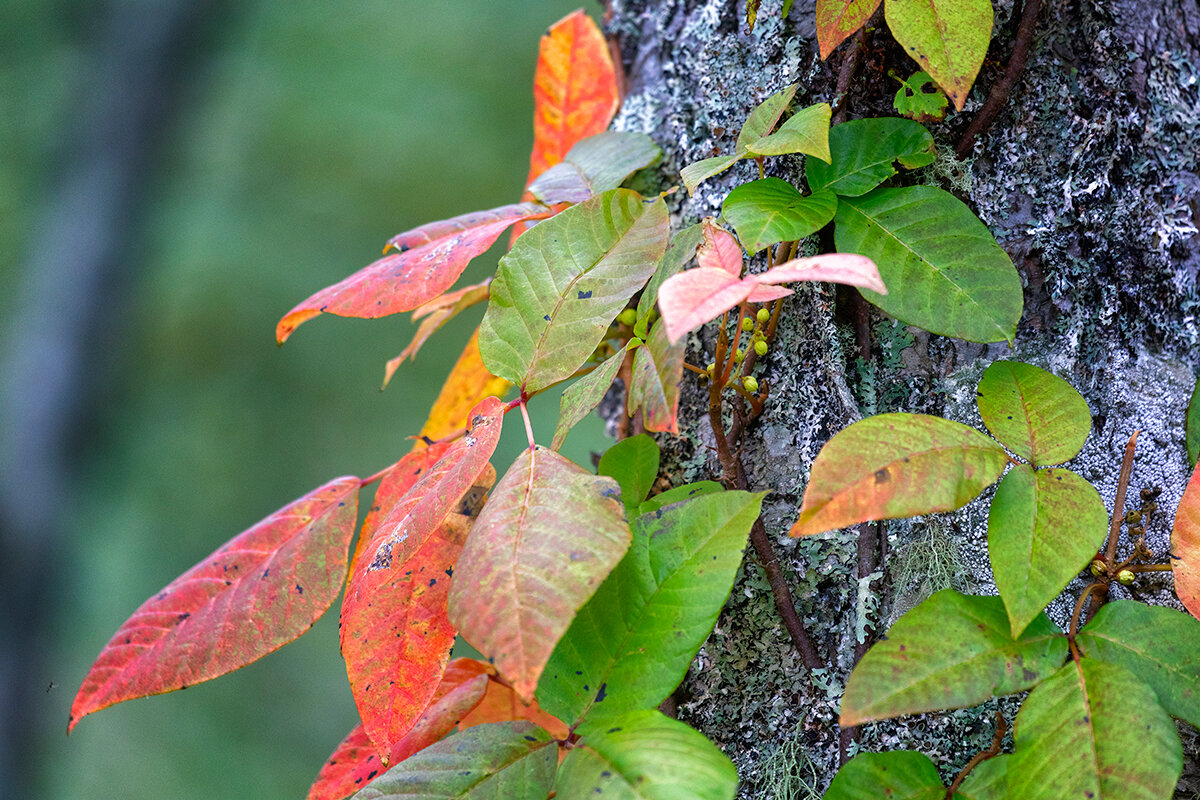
[955,0,1043,158]
[945,711,1008,798]
[832,27,866,125]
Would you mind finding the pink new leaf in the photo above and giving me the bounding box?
[658,268,789,344]
[754,253,886,294]
[276,203,548,344]
[695,219,744,276]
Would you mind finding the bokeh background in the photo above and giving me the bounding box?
[0,1,606,796]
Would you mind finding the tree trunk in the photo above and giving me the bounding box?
[605,0,1200,794]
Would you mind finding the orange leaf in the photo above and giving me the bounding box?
[525,10,619,186]
[459,676,569,740]
[276,204,547,344]
[415,328,511,444]
[70,477,361,732]
[815,0,881,60]
[1173,460,1200,621]
[306,660,491,800]
[341,399,503,757]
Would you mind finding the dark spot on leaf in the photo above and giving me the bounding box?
[524,735,537,742]
[262,569,270,578]
[578,290,592,299]
[607,727,622,733]
[544,314,552,322]
[444,567,453,577]
[595,683,607,702]
[369,542,394,571]
[296,584,304,594]
[224,580,231,586]
[602,770,612,778]
[367,770,377,779]
[428,578,436,587]
[874,469,890,483]
[1007,415,1013,420]
[575,670,583,675]
[177,613,190,622]
[583,684,590,692]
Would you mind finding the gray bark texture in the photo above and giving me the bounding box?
[604,0,1200,796]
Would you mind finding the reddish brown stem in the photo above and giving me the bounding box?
[955,0,1043,158]
[945,711,1008,798]
[832,27,867,125]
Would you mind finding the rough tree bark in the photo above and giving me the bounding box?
[604,0,1200,795]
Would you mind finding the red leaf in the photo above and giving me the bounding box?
[815,0,882,60]
[276,204,547,344]
[69,477,361,732]
[657,268,759,344]
[1173,460,1200,621]
[695,219,744,276]
[448,446,630,701]
[754,252,887,294]
[525,10,619,186]
[341,398,503,756]
[306,660,491,800]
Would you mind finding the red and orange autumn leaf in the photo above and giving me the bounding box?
[628,319,684,434]
[70,477,361,732]
[306,661,492,800]
[276,203,548,344]
[415,329,512,445]
[524,10,619,187]
[340,398,503,757]
[815,0,882,60]
[382,280,492,388]
[1173,460,1200,621]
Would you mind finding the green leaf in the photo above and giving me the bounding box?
[551,344,630,451]
[834,186,1023,344]
[557,710,737,800]
[597,434,661,513]
[884,0,993,111]
[744,102,832,162]
[893,71,949,123]
[480,189,670,392]
[680,84,797,195]
[1187,376,1200,466]
[350,721,556,800]
[789,413,1008,537]
[638,481,725,515]
[1008,659,1181,800]
[636,223,704,331]
[628,318,684,434]
[1076,600,1200,729]
[734,83,797,152]
[537,491,763,725]
[839,591,1066,725]
[723,178,838,254]
[528,131,662,205]
[987,465,1107,637]
[806,118,935,197]
[976,361,1091,466]
[823,751,945,800]
[953,755,1007,800]
[680,155,743,197]
[448,447,631,701]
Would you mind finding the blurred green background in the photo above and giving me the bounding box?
[2,1,607,797]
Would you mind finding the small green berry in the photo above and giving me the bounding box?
[1117,569,1135,585]
[616,308,637,326]
[1089,560,1105,577]
[706,362,715,375]
[741,316,754,332]
[734,348,744,363]
[754,340,769,357]
[743,376,758,392]
[756,308,770,324]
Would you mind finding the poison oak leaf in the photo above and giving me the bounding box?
[275,203,548,344]
[753,252,886,294]
[658,268,771,344]
[307,662,491,800]
[458,676,569,740]
[69,476,361,732]
[815,0,881,60]
[695,219,744,276]
[1172,459,1200,621]
[448,446,631,702]
[340,397,503,758]
[525,9,619,187]
[382,280,491,388]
